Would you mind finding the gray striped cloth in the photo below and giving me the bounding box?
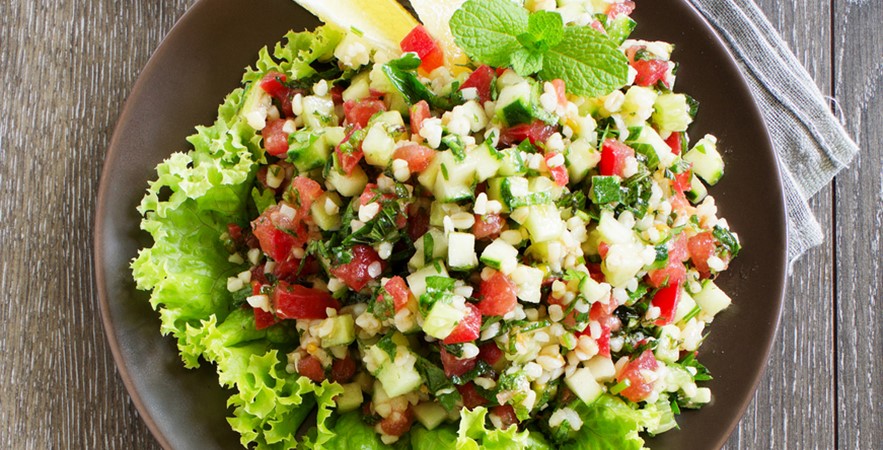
[689,0,859,265]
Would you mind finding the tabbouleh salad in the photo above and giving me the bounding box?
[132,0,742,448]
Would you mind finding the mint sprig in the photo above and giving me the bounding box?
[450,0,628,97]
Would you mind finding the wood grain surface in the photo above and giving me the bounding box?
[0,0,879,449]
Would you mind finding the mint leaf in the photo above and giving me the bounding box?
[541,26,628,97]
[450,0,529,67]
[518,10,564,53]
[511,48,544,76]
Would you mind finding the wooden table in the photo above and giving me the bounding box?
[0,0,879,448]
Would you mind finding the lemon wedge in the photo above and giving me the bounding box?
[294,0,419,53]
[408,0,470,72]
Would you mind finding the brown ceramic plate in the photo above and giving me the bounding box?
[95,0,787,448]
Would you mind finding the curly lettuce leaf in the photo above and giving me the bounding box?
[132,24,351,449]
[456,407,548,450]
[557,394,664,450]
[411,425,458,450]
[323,412,411,450]
[244,25,344,84]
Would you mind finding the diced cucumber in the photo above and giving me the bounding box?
[319,315,355,348]
[376,356,424,397]
[429,202,463,227]
[370,110,406,128]
[510,264,544,303]
[335,383,364,413]
[447,232,478,270]
[683,135,724,185]
[310,192,343,231]
[693,279,732,318]
[565,138,600,183]
[480,239,519,272]
[302,95,337,130]
[590,176,622,205]
[409,228,448,270]
[362,123,396,167]
[565,368,603,404]
[596,210,635,245]
[620,86,658,127]
[523,204,564,243]
[365,344,392,373]
[652,93,693,133]
[342,72,370,102]
[496,81,534,126]
[673,288,696,323]
[433,150,477,202]
[423,301,465,339]
[629,125,675,169]
[406,262,449,298]
[601,243,647,288]
[326,163,369,197]
[606,15,637,45]
[287,129,331,172]
[579,275,611,304]
[324,126,346,148]
[586,355,616,382]
[413,402,448,430]
[654,325,681,363]
[497,147,527,176]
[528,176,564,202]
[686,173,708,204]
[467,142,503,182]
[242,82,272,130]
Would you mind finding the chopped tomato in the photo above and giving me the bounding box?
[440,346,476,377]
[458,382,488,409]
[250,268,268,288]
[472,213,505,240]
[358,183,395,206]
[227,223,243,241]
[599,139,635,177]
[262,118,289,156]
[253,308,277,330]
[688,232,717,277]
[669,234,689,262]
[491,405,519,428]
[671,168,693,193]
[290,176,324,217]
[330,244,384,291]
[651,283,681,325]
[544,152,569,186]
[379,406,415,437]
[477,270,518,317]
[607,1,636,18]
[409,100,431,137]
[272,257,303,283]
[478,342,503,366]
[393,143,436,173]
[596,324,612,357]
[460,65,496,103]
[647,259,686,288]
[400,25,444,73]
[330,85,344,105]
[500,120,557,147]
[329,354,357,383]
[343,99,386,128]
[632,59,670,88]
[251,207,305,261]
[296,355,326,383]
[587,262,606,283]
[382,276,412,312]
[664,131,683,155]
[272,281,339,320]
[616,350,659,402]
[335,125,365,175]
[259,71,288,98]
[598,242,610,259]
[551,79,567,107]
[443,303,481,344]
